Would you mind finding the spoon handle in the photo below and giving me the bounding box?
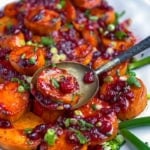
[95,36,150,75]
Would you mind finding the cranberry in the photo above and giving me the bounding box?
[37,142,48,150]
[0,119,12,128]
[27,132,41,140]
[83,71,95,83]
[33,124,47,137]
[100,121,112,134]
[60,77,76,94]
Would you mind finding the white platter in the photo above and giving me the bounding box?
[0,0,150,150]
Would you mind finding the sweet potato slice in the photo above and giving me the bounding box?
[0,81,29,122]
[0,32,25,50]
[0,112,43,150]
[100,77,147,120]
[24,7,61,35]
[9,45,46,75]
[118,79,147,120]
[73,0,101,9]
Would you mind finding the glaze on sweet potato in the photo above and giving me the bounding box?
[73,0,101,9]
[0,32,25,50]
[9,45,46,75]
[0,112,43,150]
[24,7,61,35]
[0,81,29,122]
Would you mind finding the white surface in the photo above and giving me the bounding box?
[0,0,150,150]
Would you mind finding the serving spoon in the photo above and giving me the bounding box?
[32,36,150,109]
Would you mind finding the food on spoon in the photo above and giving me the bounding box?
[0,81,29,122]
[36,67,80,106]
[9,45,46,75]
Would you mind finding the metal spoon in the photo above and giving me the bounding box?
[32,36,150,109]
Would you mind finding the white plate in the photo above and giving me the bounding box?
[0,0,150,150]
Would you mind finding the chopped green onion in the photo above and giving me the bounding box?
[115,31,127,40]
[51,78,60,88]
[107,24,115,31]
[44,129,58,145]
[18,85,25,92]
[120,129,150,150]
[21,53,26,59]
[56,0,66,9]
[24,128,32,134]
[128,56,150,70]
[127,75,141,87]
[78,119,94,129]
[41,37,55,46]
[29,56,36,65]
[114,11,126,25]
[147,93,150,99]
[119,116,150,129]
[89,16,99,21]
[84,10,91,17]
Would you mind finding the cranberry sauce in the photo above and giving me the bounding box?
[0,118,12,128]
[100,79,134,112]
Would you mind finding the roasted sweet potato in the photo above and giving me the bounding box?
[0,16,18,35]
[36,67,80,105]
[0,81,29,122]
[9,45,46,75]
[0,112,43,150]
[33,100,65,124]
[24,7,61,35]
[0,32,25,50]
[73,0,101,9]
[73,97,118,145]
[100,77,147,120]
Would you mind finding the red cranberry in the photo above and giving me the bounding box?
[37,142,48,150]
[0,119,12,128]
[60,77,76,94]
[99,121,112,134]
[27,132,41,140]
[83,71,95,83]
[33,124,47,137]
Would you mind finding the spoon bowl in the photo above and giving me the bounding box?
[31,36,150,109]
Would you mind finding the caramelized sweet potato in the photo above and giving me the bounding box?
[0,81,29,122]
[24,7,61,35]
[48,130,88,150]
[73,0,101,9]
[4,2,18,17]
[118,79,147,120]
[100,77,147,120]
[36,67,80,106]
[0,16,18,35]
[75,97,118,145]
[0,32,25,50]
[0,112,43,150]
[33,100,64,124]
[9,45,46,75]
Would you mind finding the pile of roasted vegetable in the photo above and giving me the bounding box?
[0,0,149,150]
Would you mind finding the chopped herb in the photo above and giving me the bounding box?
[147,93,150,99]
[78,119,94,130]
[56,0,66,9]
[64,118,71,127]
[114,11,126,25]
[24,128,32,134]
[29,56,36,65]
[84,10,91,17]
[18,85,25,92]
[65,23,73,29]
[74,110,84,117]
[107,24,115,31]
[41,37,55,46]
[127,75,141,87]
[89,15,99,21]
[51,63,56,67]
[44,129,58,145]
[115,31,127,40]
[51,78,60,88]
[74,130,88,144]
[91,104,102,110]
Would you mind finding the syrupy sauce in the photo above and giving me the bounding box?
[100,79,134,113]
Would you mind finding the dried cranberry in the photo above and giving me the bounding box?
[33,124,47,137]
[83,71,95,83]
[27,132,41,140]
[100,121,112,134]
